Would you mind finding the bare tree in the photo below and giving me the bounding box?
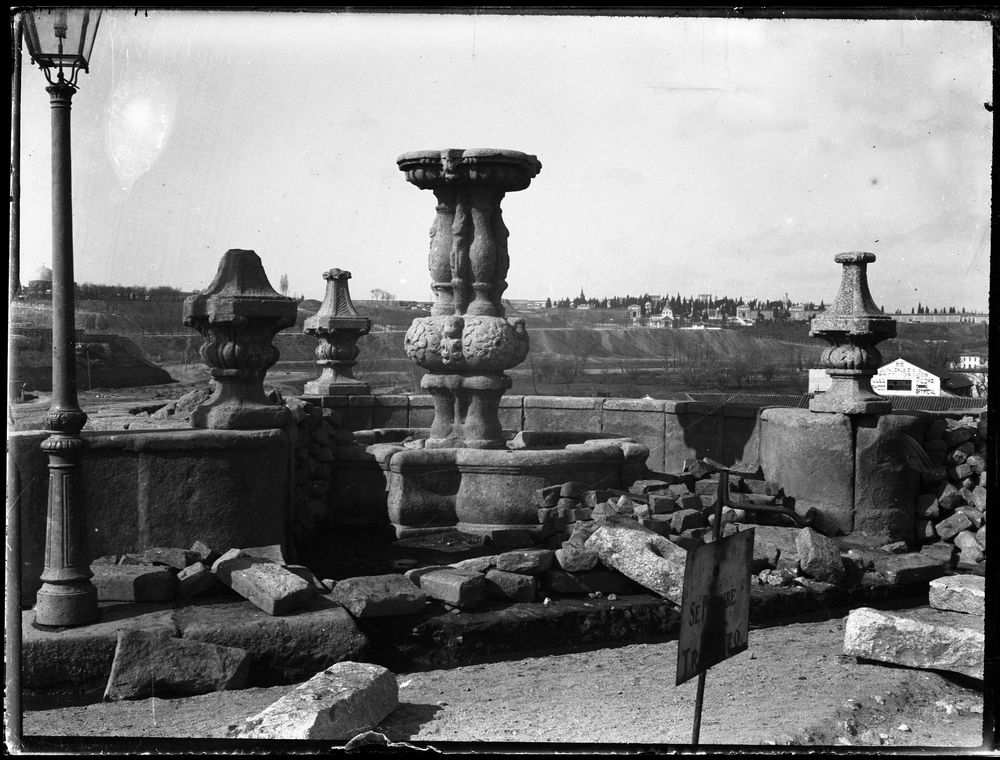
[279,273,289,296]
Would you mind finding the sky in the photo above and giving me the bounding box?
[16,9,992,312]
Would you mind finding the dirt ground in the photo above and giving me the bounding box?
[18,612,985,750]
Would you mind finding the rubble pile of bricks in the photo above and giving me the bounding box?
[89,541,332,613]
[285,397,356,543]
[915,414,987,573]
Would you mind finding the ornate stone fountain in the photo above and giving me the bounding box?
[366,149,648,538]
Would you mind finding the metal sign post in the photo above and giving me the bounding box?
[676,470,754,747]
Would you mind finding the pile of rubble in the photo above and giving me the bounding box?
[915,414,987,572]
[285,397,355,541]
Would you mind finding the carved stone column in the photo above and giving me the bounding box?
[183,249,297,429]
[303,269,372,396]
[397,149,540,449]
[809,252,896,415]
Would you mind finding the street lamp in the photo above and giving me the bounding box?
[23,8,102,627]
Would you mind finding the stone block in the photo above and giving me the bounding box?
[942,426,974,447]
[880,541,910,555]
[584,523,687,604]
[104,628,251,701]
[234,662,398,740]
[929,575,985,616]
[969,487,987,512]
[494,548,554,575]
[242,544,287,566]
[418,569,487,609]
[560,481,587,498]
[555,544,600,572]
[141,547,200,571]
[402,565,452,585]
[615,495,638,514]
[566,523,600,549]
[934,512,972,541]
[936,482,965,511]
[484,569,538,601]
[450,555,496,573]
[176,597,367,684]
[541,568,637,595]
[918,542,957,572]
[843,607,983,680]
[956,506,984,529]
[91,564,177,603]
[676,495,705,512]
[975,525,985,550]
[645,514,672,538]
[212,550,315,615]
[330,574,426,618]
[177,561,224,598]
[966,454,985,474]
[953,531,985,564]
[670,508,708,534]
[535,485,562,507]
[876,552,946,585]
[648,493,677,514]
[591,502,619,521]
[537,507,560,524]
[670,528,710,550]
[190,540,221,566]
[948,463,973,482]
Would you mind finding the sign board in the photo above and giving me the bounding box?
[676,528,754,686]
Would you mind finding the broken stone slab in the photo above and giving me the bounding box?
[670,508,708,533]
[843,606,984,680]
[918,542,958,572]
[175,597,367,686]
[555,544,600,573]
[177,561,225,598]
[929,575,985,616]
[140,547,200,571]
[212,550,315,615]
[450,555,497,573]
[541,568,637,595]
[90,564,177,603]
[190,540,222,566]
[584,523,686,604]
[418,569,487,610]
[535,484,561,507]
[934,512,973,541]
[874,552,947,586]
[330,574,427,618]
[494,548,554,575]
[233,661,398,740]
[483,569,538,602]
[104,628,251,701]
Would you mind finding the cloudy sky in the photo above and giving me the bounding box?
[17,10,992,311]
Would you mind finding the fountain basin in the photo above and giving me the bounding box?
[365,431,648,539]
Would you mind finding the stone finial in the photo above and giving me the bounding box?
[303,269,372,396]
[183,249,297,429]
[809,252,896,415]
[397,149,540,449]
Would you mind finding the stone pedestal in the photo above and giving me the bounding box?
[809,252,896,415]
[183,250,297,430]
[397,149,541,449]
[303,269,371,396]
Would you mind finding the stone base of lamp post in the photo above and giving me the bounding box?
[34,434,98,627]
[183,250,297,431]
[809,369,892,415]
[189,369,293,430]
[303,365,370,397]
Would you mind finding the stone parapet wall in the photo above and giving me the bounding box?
[10,428,293,608]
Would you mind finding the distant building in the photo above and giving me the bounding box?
[952,350,988,371]
[628,304,674,328]
[809,358,948,396]
[24,264,53,296]
[736,306,774,322]
[897,312,988,324]
[788,304,824,321]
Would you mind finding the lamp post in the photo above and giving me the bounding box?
[23,8,102,627]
